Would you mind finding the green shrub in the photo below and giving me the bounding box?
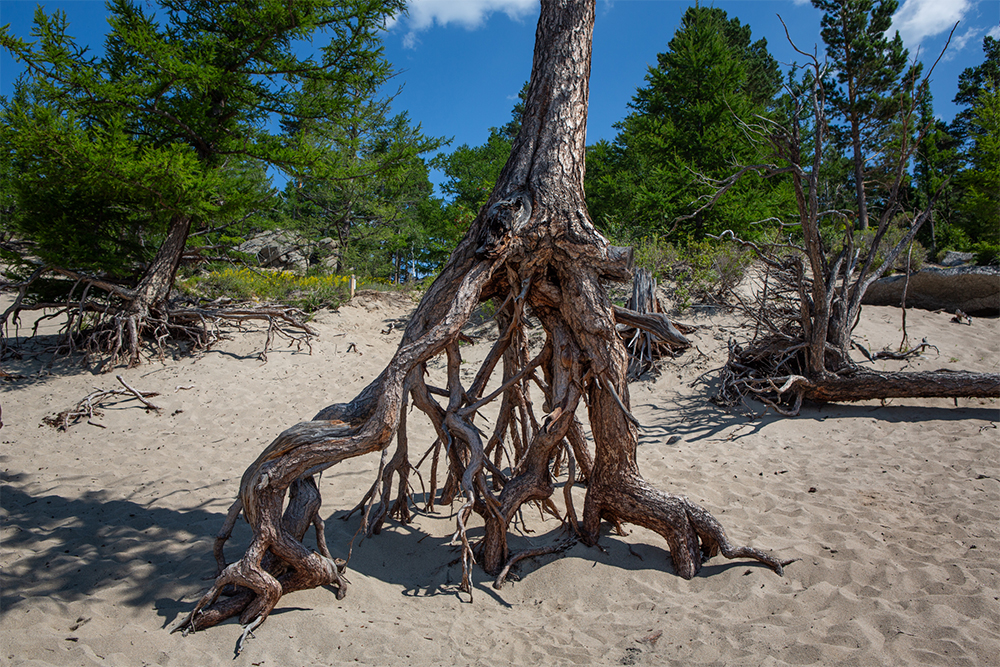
[932,224,973,261]
[180,267,353,312]
[628,235,752,312]
[972,241,1000,266]
[820,219,927,274]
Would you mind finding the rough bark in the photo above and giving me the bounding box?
[176,0,792,642]
[103,214,192,366]
[795,370,1000,402]
[137,215,192,315]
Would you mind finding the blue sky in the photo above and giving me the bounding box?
[2,0,997,191]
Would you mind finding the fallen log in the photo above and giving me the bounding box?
[795,369,1000,402]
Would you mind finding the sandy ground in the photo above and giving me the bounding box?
[1,291,998,666]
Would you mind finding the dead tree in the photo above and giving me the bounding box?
[710,24,1000,414]
[175,0,792,643]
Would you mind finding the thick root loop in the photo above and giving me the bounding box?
[175,475,348,635]
[684,502,797,577]
[583,478,794,580]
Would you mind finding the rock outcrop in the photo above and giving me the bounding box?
[236,230,310,273]
[939,251,975,267]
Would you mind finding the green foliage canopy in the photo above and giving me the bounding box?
[585,6,788,243]
[956,79,1000,257]
[812,0,913,229]
[1,0,405,281]
[280,71,446,280]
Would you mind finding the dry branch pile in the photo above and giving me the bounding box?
[42,375,160,430]
[1,264,317,368]
[699,25,1000,415]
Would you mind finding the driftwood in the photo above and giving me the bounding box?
[42,375,161,430]
[175,0,793,646]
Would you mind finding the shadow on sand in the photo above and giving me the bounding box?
[2,461,774,631]
[633,384,999,445]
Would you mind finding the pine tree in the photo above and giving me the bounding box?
[812,0,910,229]
[1,0,406,365]
[586,6,786,242]
[956,81,1000,260]
[952,35,999,149]
[912,97,963,252]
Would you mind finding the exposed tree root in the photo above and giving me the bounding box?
[582,476,796,579]
[1,266,316,369]
[715,260,1000,415]
[492,537,578,590]
[176,0,792,646]
[177,475,347,634]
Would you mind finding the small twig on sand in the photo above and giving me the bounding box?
[871,339,938,361]
[116,375,161,411]
[43,380,162,430]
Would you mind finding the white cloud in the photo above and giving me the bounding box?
[402,30,420,49]
[892,0,971,47]
[398,0,537,47]
[989,24,1000,40]
[405,0,536,31]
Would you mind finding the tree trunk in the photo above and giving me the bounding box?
[111,214,191,366]
[135,214,191,315]
[797,370,1000,402]
[176,0,791,641]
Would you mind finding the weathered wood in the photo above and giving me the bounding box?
[177,0,791,643]
[798,370,1000,402]
[613,305,690,348]
[617,267,691,378]
[711,32,996,414]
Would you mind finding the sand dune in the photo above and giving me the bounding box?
[1,294,997,666]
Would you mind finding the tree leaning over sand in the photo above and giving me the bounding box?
[176,0,793,647]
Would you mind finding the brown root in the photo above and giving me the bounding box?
[177,475,347,634]
[178,0,793,646]
[2,263,316,370]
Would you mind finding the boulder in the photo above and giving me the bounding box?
[862,266,1000,316]
[317,237,341,272]
[939,251,975,267]
[236,230,309,274]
